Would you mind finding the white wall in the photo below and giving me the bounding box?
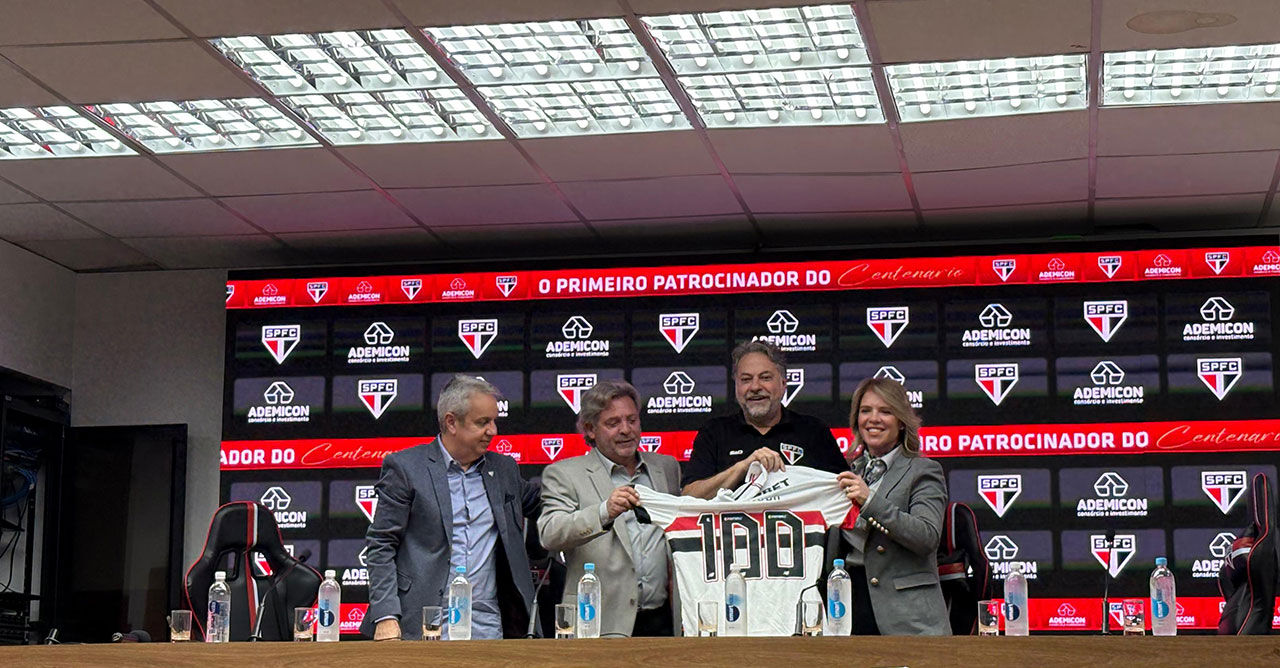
[71,269,226,570]
[0,241,75,387]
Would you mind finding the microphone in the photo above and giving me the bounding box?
[111,630,151,643]
[525,557,554,638]
[249,549,312,642]
[1100,528,1115,635]
[791,582,822,636]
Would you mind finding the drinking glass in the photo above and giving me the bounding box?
[977,600,1000,636]
[1122,599,1145,636]
[168,610,191,642]
[801,600,823,636]
[697,601,719,637]
[422,606,444,640]
[554,604,575,639]
[293,607,315,642]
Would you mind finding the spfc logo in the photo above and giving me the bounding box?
[355,485,378,522]
[1197,357,1242,400]
[992,258,1016,282]
[1205,251,1230,275]
[659,313,700,353]
[495,275,518,297]
[458,319,498,359]
[977,474,1023,518]
[639,435,661,453]
[1201,471,1247,514]
[542,437,564,460]
[975,363,1019,406]
[253,552,272,577]
[557,373,597,414]
[779,442,804,465]
[401,278,422,300]
[782,368,804,407]
[1097,255,1123,278]
[306,281,328,303]
[1083,300,1128,342]
[357,379,398,419]
[866,307,909,348]
[1091,534,1137,577]
[261,325,301,364]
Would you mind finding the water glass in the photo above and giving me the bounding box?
[554,604,575,638]
[168,610,191,642]
[422,606,444,640]
[697,601,719,637]
[293,607,315,642]
[801,600,822,636]
[977,600,1001,636]
[1122,599,1145,636]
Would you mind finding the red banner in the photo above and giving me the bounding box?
[226,246,1280,309]
[1017,596,1272,631]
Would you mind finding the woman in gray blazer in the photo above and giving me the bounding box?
[829,377,950,635]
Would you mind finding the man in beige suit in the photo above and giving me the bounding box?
[538,380,681,637]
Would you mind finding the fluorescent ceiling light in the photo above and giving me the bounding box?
[283,89,495,143]
[84,99,316,153]
[643,5,882,127]
[425,19,655,84]
[475,78,688,136]
[1103,44,1280,106]
[0,106,134,159]
[885,54,1087,122]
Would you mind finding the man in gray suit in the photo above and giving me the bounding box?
[538,380,682,637]
[362,375,540,640]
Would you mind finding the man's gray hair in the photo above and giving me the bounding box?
[731,339,787,377]
[436,374,501,429]
[576,379,640,445]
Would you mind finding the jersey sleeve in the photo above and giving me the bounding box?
[634,484,683,530]
[779,466,853,527]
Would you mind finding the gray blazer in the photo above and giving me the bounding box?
[823,452,950,635]
[538,450,682,637]
[360,440,540,639]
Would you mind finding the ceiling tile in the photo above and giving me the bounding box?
[1096,151,1278,198]
[913,160,1088,209]
[337,142,540,189]
[431,222,596,252]
[0,41,258,104]
[756,211,921,247]
[159,148,370,196]
[17,237,158,271]
[559,175,741,219]
[392,184,577,226]
[222,190,416,233]
[867,0,1090,63]
[392,0,622,27]
[0,61,62,107]
[708,126,900,174]
[593,216,756,251]
[279,227,444,263]
[124,234,290,269]
[899,111,1088,171]
[735,174,911,212]
[922,201,1090,233]
[1102,0,1280,52]
[1097,193,1265,228]
[522,131,718,181]
[153,0,401,37]
[59,198,260,237]
[0,1,181,45]
[0,178,36,204]
[1099,104,1280,156]
[0,157,201,201]
[0,202,101,241]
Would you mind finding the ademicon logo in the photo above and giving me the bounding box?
[873,366,923,408]
[546,316,610,358]
[1192,532,1237,579]
[1077,471,1148,518]
[982,535,1038,580]
[247,381,311,424]
[1184,297,1255,342]
[260,486,307,529]
[753,309,816,352]
[262,325,301,364]
[1073,360,1144,406]
[962,303,1031,348]
[348,322,410,364]
[648,371,712,414]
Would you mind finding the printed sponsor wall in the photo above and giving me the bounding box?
[221,246,1280,632]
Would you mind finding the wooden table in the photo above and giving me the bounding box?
[1,636,1277,667]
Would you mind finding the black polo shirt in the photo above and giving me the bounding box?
[680,408,847,487]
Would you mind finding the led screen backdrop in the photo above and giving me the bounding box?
[222,245,1280,633]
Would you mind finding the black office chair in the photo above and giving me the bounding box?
[184,501,322,641]
[1217,472,1276,635]
[936,502,991,635]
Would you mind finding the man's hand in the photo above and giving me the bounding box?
[374,618,402,641]
[606,486,640,520]
[837,471,870,506]
[744,446,785,473]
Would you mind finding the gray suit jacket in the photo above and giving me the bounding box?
[360,440,540,639]
[823,452,950,635]
[538,450,682,637]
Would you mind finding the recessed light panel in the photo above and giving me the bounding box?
[1103,45,1280,106]
[886,54,1087,122]
[85,99,317,153]
[283,89,495,143]
[0,106,134,159]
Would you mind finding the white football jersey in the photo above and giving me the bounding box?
[636,465,851,636]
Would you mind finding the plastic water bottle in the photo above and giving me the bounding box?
[1003,562,1029,636]
[448,566,472,641]
[826,559,852,636]
[316,569,341,642]
[724,564,748,637]
[206,571,231,643]
[1150,557,1177,636]
[577,563,601,639]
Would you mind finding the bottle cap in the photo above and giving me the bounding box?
[584,563,595,572]
[325,569,336,578]
[215,571,226,580]
[1155,557,1167,566]
[456,566,467,574]
[833,558,844,569]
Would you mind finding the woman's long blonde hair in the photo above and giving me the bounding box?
[848,377,922,456]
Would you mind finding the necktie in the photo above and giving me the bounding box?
[864,457,887,486]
